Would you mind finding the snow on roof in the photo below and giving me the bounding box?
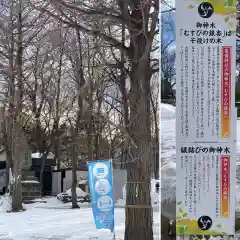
[22,180,40,184]
[66,187,88,197]
[78,179,88,184]
[31,152,55,159]
[53,162,68,170]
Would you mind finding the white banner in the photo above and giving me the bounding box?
[176,0,236,235]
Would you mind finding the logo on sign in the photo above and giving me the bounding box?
[197,216,213,230]
[198,2,214,18]
[97,195,113,212]
[95,179,111,195]
[93,163,108,179]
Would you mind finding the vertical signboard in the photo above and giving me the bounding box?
[87,160,114,232]
[176,0,236,235]
[176,143,236,234]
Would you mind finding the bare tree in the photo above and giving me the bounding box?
[33,0,159,239]
[65,28,86,208]
[0,0,54,210]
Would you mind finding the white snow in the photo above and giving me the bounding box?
[66,187,88,197]
[0,195,11,213]
[31,152,54,159]
[0,197,160,240]
[21,180,39,184]
[161,160,176,179]
[161,103,176,120]
[79,179,88,184]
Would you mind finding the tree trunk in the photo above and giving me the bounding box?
[4,0,15,194]
[150,93,159,179]
[12,123,23,211]
[87,84,94,162]
[95,130,100,160]
[71,140,79,209]
[95,96,102,160]
[119,16,128,170]
[124,12,153,238]
[12,0,24,211]
[70,28,84,209]
[55,23,63,170]
[55,141,61,170]
[3,116,13,189]
[5,148,12,189]
[124,96,153,240]
[39,156,46,196]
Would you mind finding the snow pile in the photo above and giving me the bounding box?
[22,180,39,184]
[161,103,176,120]
[122,184,126,200]
[161,160,176,179]
[66,187,88,197]
[161,118,175,162]
[116,198,125,206]
[0,194,11,212]
[161,160,176,201]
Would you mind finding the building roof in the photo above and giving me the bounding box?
[52,167,87,172]
[0,148,4,155]
[31,152,55,160]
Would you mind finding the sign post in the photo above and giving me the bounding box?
[176,0,236,237]
[87,160,115,234]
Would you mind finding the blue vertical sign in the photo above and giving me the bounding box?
[87,160,114,232]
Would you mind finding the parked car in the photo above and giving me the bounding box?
[57,188,91,204]
[78,194,91,203]
[57,192,72,203]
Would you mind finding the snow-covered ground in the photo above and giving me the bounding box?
[161,104,176,201]
[0,197,159,240]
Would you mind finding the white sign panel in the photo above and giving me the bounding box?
[176,1,236,142]
[176,143,235,235]
[176,0,236,235]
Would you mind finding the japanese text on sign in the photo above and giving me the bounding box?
[180,22,232,45]
[180,146,230,154]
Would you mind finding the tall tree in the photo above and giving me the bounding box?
[35,0,159,239]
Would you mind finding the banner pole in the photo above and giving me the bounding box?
[110,159,116,238]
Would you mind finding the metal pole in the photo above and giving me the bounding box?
[110,159,116,239]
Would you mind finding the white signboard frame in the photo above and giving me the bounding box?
[176,0,236,236]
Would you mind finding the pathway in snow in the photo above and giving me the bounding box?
[0,198,159,240]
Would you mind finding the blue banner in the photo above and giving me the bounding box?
[87,160,114,232]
